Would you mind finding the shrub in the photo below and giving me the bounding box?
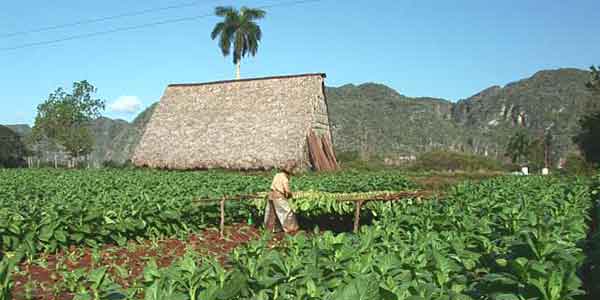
[562,153,596,175]
[336,151,390,171]
[411,150,508,172]
[101,160,134,169]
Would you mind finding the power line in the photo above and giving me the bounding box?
[0,14,212,52]
[0,0,211,39]
[0,0,324,53]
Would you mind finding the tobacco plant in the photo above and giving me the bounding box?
[72,266,123,300]
[1,170,596,299]
[137,176,594,299]
[0,258,13,300]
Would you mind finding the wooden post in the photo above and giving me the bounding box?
[219,197,225,239]
[353,200,364,233]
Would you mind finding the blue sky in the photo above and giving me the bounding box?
[1,0,598,125]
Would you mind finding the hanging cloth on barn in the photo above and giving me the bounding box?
[307,130,339,171]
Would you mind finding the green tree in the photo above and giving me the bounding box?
[573,66,600,166]
[586,65,600,92]
[519,130,554,172]
[562,152,594,175]
[32,81,105,165]
[505,130,531,165]
[527,137,545,171]
[211,6,266,79]
[574,112,600,165]
[0,125,26,168]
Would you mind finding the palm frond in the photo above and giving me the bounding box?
[210,22,225,40]
[219,37,230,56]
[233,31,245,64]
[242,23,261,56]
[215,6,236,17]
[249,22,262,42]
[218,26,234,56]
[248,36,258,56]
[241,7,266,20]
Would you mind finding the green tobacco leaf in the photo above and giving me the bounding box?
[331,275,380,300]
[199,286,220,300]
[495,259,508,267]
[88,266,108,288]
[38,225,54,242]
[72,292,92,300]
[492,294,520,300]
[217,271,247,299]
[54,230,67,243]
[379,287,398,300]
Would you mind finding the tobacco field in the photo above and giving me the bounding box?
[0,169,414,254]
[0,169,598,300]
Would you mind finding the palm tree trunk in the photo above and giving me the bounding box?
[236,60,241,79]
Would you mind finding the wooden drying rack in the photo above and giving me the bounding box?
[193,190,439,237]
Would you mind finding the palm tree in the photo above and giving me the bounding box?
[211,6,266,79]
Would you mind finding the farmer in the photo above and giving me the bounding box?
[264,162,299,233]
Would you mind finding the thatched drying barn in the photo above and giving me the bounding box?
[132,73,338,170]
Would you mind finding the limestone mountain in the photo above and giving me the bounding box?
[329,68,595,164]
[2,68,595,166]
[326,83,463,157]
[451,68,595,159]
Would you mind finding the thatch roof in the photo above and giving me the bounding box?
[132,73,335,170]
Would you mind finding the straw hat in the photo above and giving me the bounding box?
[281,161,297,175]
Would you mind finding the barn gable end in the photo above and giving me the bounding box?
[132,73,335,170]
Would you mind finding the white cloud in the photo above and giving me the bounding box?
[108,96,142,113]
